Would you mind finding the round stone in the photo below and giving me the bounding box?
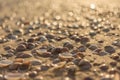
[84,76,94,80]
[16,44,27,52]
[58,52,73,60]
[98,51,108,56]
[29,71,37,78]
[78,59,92,70]
[88,44,98,51]
[80,36,90,44]
[30,60,42,66]
[27,43,36,49]
[104,46,115,54]
[16,52,32,58]
[4,45,12,51]
[51,47,62,55]
[112,40,120,47]
[63,42,73,50]
[78,45,86,52]
[19,61,30,71]
[99,64,109,71]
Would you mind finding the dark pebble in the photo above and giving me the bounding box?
[110,54,119,60]
[78,45,87,52]
[84,76,94,80]
[16,44,27,52]
[98,40,104,43]
[51,47,62,55]
[19,61,30,71]
[104,46,115,54]
[40,64,50,71]
[78,59,92,70]
[4,52,14,57]
[16,52,32,58]
[80,36,90,44]
[63,42,73,50]
[112,40,120,47]
[109,61,117,67]
[108,68,116,74]
[102,27,110,32]
[13,29,24,36]
[99,64,109,71]
[27,43,36,49]
[40,52,51,57]
[38,36,47,42]
[89,30,97,37]
[29,71,37,78]
[45,34,55,39]
[98,51,109,56]
[4,45,12,51]
[30,60,42,66]
[67,66,76,76]
[27,38,35,42]
[9,62,21,70]
[88,44,98,51]
[6,33,18,40]
[61,47,69,53]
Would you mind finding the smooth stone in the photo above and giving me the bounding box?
[104,46,115,54]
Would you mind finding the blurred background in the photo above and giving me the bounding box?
[0,0,120,17]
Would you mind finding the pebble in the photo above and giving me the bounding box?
[51,47,62,55]
[38,36,47,42]
[99,64,109,71]
[110,54,119,60]
[61,47,69,53]
[89,30,97,37]
[100,75,113,80]
[88,44,98,51]
[109,61,117,67]
[102,27,110,32]
[13,29,24,36]
[16,44,27,52]
[0,74,7,80]
[108,68,116,74]
[19,61,30,71]
[104,46,115,54]
[27,38,35,42]
[4,45,12,51]
[58,52,73,61]
[16,52,32,58]
[9,62,22,70]
[27,43,36,49]
[0,60,13,67]
[78,45,87,52]
[40,64,50,71]
[35,75,44,80]
[29,71,38,78]
[6,33,18,40]
[84,76,94,80]
[98,51,109,56]
[40,52,51,57]
[67,65,76,76]
[4,52,14,57]
[45,34,55,39]
[77,59,92,70]
[112,39,120,47]
[30,60,42,66]
[5,72,24,80]
[63,42,73,50]
[80,36,90,44]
